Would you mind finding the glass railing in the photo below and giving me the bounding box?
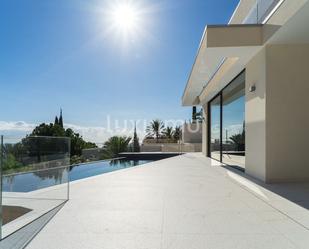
[0,136,70,241]
[243,0,281,24]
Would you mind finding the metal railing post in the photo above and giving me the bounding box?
[257,2,259,23]
[0,135,3,240]
[67,138,71,201]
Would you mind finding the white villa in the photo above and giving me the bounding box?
[2,1,309,248]
[182,0,309,183]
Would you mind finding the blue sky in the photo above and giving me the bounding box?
[211,96,245,140]
[0,0,239,142]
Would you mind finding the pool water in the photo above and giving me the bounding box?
[2,159,153,192]
[69,159,153,181]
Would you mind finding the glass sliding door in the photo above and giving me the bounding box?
[208,71,246,169]
[209,95,221,161]
[222,72,245,168]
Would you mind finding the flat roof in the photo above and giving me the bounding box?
[181,0,306,106]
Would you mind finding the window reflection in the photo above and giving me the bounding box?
[208,71,245,169]
[210,95,221,162]
[222,73,245,168]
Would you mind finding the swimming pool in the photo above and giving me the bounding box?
[69,159,153,181]
[2,159,154,192]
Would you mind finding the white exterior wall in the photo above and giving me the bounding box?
[245,47,267,182]
[201,44,309,182]
[245,44,309,182]
[182,123,202,143]
[265,44,309,182]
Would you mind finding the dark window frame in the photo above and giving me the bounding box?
[207,69,246,163]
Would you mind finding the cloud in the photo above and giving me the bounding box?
[0,121,145,145]
[224,124,243,136]
[0,121,36,132]
[64,123,110,145]
[0,120,242,144]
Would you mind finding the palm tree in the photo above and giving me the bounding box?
[163,126,174,142]
[103,136,131,159]
[173,126,182,142]
[146,119,164,143]
[229,132,245,151]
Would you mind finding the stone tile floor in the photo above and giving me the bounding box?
[26,153,309,249]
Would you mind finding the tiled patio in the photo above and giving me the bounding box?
[26,153,309,249]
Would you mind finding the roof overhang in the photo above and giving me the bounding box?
[182,24,263,106]
[182,0,309,107]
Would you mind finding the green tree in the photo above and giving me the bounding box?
[54,116,59,125]
[59,109,63,128]
[64,128,97,156]
[2,153,23,171]
[146,119,164,143]
[173,126,182,142]
[31,123,65,137]
[229,121,245,151]
[133,124,140,152]
[163,126,174,142]
[103,136,131,158]
[31,123,97,157]
[229,132,245,151]
[1,115,98,171]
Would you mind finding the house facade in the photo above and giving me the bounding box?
[182,0,309,182]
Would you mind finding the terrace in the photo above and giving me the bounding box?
[1,0,309,248]
[23,153,309,249]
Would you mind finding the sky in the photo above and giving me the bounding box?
[0,0,239,143]
[211,96,245,141]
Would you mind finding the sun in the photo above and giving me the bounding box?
[95,1,155,47]
[112,4,138,31]
[111,3,139,33]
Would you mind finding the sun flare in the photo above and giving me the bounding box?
[111,3,139,33]
[97,1,155,47]
[110,3,139,33]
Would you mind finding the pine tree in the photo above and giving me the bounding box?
[133,123,140,152]
[54,116,59,125]
[59,108,63,128]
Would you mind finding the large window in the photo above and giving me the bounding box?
[208,71,245,169]
[210,95,221,161]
